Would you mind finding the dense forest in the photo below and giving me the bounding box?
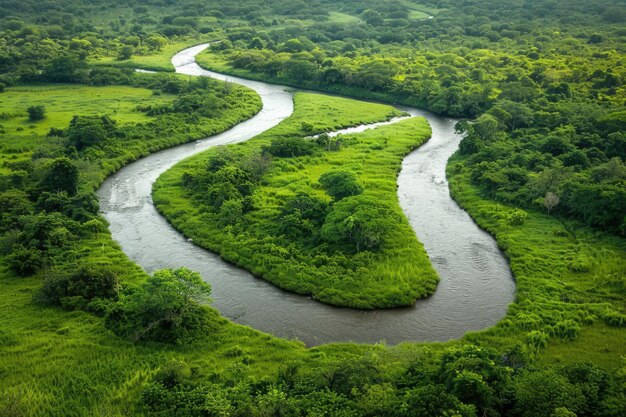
[0,0,625,416]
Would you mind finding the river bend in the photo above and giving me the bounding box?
[98,44,515,346]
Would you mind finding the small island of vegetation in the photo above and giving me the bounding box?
[154,92,438,308]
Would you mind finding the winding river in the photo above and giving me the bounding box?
[98,44,515,346]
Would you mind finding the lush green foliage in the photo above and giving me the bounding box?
[1,0,625,415]
[318,170,364,201]
[447,157,626,367]
[138,344,625,417]
[154,93,438,308]
[194,0,626,237]
[105,268,213,343]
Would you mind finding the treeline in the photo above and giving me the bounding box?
[139,344,626,417]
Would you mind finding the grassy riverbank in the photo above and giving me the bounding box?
[447,155,626,368]
[94,39,213,72]
[153,92,439,308]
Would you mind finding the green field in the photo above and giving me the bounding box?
[0,84,174,136]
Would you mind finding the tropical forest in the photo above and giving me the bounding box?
[0,0,624,416]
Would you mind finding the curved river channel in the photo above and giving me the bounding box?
[98,44,515,346]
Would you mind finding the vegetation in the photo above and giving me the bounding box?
[154,93,438,308]
[0,0,625,415]
[195,0,626,237]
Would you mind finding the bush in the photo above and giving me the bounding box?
[266,137,317,157]
[39,264,119,309]
[6,245,44,276]
[318,170,363,201]
[105,268,212,343]
[507,209,528,226]
[154,360,192,388]
[27,105,45,121]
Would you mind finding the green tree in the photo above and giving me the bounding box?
[146,35,167,51]
[278,192,328,239]
[105,268,212,343]
[318,171,363,201]
[39,158,79,196]
[117,45,134,60]
[67,115,116,150]
[27,105,45,121]
[321,195,394,252]
[513,370,584,417]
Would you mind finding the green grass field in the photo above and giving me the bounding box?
[0,84,174,136]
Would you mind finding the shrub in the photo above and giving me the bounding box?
[6,245,44,276]
[27,105,45,121]
[39,264,119,309]
[154,360,192,388]
[105,268,212,343]
[507,209,527,226]
[318,170,363,201]
[266,137,317,157]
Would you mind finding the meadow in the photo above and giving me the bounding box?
[0,84,175,135]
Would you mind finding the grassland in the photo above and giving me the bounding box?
[153,92,439,308]
[447,156,626,368]
[0,84,174,136]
